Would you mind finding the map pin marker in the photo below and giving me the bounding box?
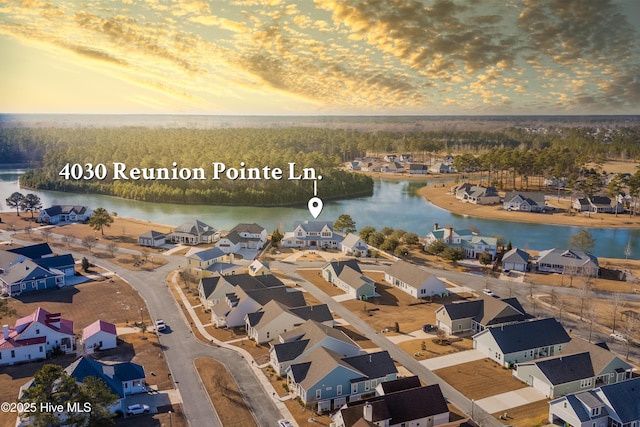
[308,197,323,218]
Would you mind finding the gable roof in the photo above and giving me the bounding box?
[342,234,368,250]
[441,296,529,326]
[288,346,361,389]
[293,220,334,233]
[385,260,434,289]
[65,356,144,398]
[534,352,595,385]
[341,351,397,380]
[377,376,421,394]
[537,248,599,269]
[189,247,226,261]
[41,205,89,217]
[34,254,75,271]
[323,259,362,276]
[230,223,265,234]
[82,320,117,340]
[561,338,632,375]
[8,243,53,259]
[173,219,217,236]
[504,191,546,206]
[288,304,333,324]
[502,247,530,264]
[480,318,570,354]
[597,377,640,423]
[138,230,166,239]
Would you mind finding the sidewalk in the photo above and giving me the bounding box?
[169,272,298,426]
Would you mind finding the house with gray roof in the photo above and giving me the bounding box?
[0,250,66,297]
[186,246,233,275]
[269,320,361,375]
[424,224,474,248]
[430,163,455,174]
[473,318,571,368]
[322,260,376,300]
[548,377,640,427]
[198,273,285,310]
[455,184,500,205]
[435,296,531,335]
[170,219,219,245]
[286,347,397,412]
[282,220,343,249]
[245,300,332,344]
[501,247,530,272]
[138,230,167,247]
[461,235,498,259]
[536,248,599,277]
[503,192,547,212]
[573,196,623,214]
[407,163,428,175]
[333,380,449,427]
[217,223,267,253]
[36,205,92,224]
[340,234,369,257]
[513,338,634,398]
[384,260,448,299]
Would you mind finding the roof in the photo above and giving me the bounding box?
[323,259,363,276]
[219,230,243,244]
[13,307,74,336]
[65,356,144,398]
[189,247,226,261]
[537,248,599,269]
[561,337,632,375]
[199,276,222,299]
[230,223,265,234]
[502,247,530,265]
[377,376,421,394]
[597,377,640,423]
[139,230,166,239]
[41,205,89,217]
[288,346,358,389]
[272,320,358,362]
[534,352,595,385]
[341,234,368,250]
[480,318,570,354]
[385,260,436,289]
[82,320,117,340]
[293,220,334,233]
[0,251,63,285]
[34,254,75,270]
[288,304,332,324]
[338,267,376,292]
[340,400,391,426]
[8,243,53,259]
[342,351,397,381]
[173,219,216,236]
[273,339,311,363]
[504,191,546,206]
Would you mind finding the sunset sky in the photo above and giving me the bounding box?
[1,0,639,115]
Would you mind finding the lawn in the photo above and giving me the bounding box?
[434,359,527,400]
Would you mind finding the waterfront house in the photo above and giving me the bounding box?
[37,205,92,224]
[340,234,369,257]
[282,221,343,249]
[536,248,599,277]
[286,347,397,412]
[501,247,530,272]
[503,191,547,212]
[473,318,571,368]
[407,163,428,175]
[435,296,530,335]
[548,377,640,427]
[321,260,376,300]
[429,163,456,174]
[217,223,267,253]
[461,236,498,260]
[573,196,623,214]
[1,307,74,365]
[82,320,117,354]
[269,319,361,376]
[138,230,167,247]
[455,184,500,205]
[384,260,448,299]
[245,301,332,344]
[170,219,219,245]
[513,338,634,398]
[424,224,474,248]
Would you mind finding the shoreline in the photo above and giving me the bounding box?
[417,184,640,230]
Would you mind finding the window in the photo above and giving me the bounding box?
[337,385,342,395]
[364,381,370,391]
[35,329,39,335]
[39,346,43,353]
[266,332,270,339]
[315,389,321,399]
[592,407,600,416]
[580,378,593,388]
[351,384,358,394]
[11,350,15,358]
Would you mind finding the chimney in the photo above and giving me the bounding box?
[3,325,8,340]
[434,223,439,231]
[363,403,373,422]
[449,227,453,244]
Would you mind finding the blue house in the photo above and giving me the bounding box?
[0,251,65,297]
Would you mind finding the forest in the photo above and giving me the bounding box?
[2,124,640,205]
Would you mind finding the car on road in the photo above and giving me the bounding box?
[277,420,294,427]
[155,319,166,332]
[422,323,436,332]
[610,332,628,343]
[482,288,494,296]
[126,404,150,416]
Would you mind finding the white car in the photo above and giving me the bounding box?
[126,403,150,416]
[482,288,494,296]
[610,332,628,343]
[155,319,166,332]
[277,420,294,427]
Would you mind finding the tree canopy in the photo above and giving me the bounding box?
[89,208,114,236]
[334,214,356,234]
[5,192,24,216]
[569,229,596,254]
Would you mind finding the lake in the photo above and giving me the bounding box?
[1,167,637,258]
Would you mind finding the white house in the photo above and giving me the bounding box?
[1,307,75,365]
[503,192,547,212]
[282,221,343,249]
[340,234,369,257]
[186,247,234,277]
[536,248,599,277]
[501,247,530,272]
[384,260,448,299]
[217,223,267,253]
[321,260,376,300]
[138,230,167,247]
[37,205,92,224]
[82,320,117,354]
[170,219,219,245]
[424,224,474,248]
[248,259,271,276]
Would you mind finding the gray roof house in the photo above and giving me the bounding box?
[536,248,599,276]
[321,260,376,300]
[0,251,66,297]
[138,230,167,247]
[282,220,343,249]
[503,192,547,212]
[384,260,448,299]
[340,234,369,256]
[573,196,623,214]
[217,223,267,253]
[473,318,571,367]
[513,338,634,398]
[36,205,92,224]
[548,377,640,427]
[186,246,233,273]
[501,247,530,272]
[455,184,500,205]
[170,219,219,245]
[286,347,397,413]
[198,273,284,310]
[435,296,530,335]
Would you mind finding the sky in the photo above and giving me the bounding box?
[1,0,639,115]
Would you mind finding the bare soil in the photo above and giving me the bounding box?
[491,399,551,427]
[398,337,474,361]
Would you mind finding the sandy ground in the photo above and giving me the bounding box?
[418,184,640,229]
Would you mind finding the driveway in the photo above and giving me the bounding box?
[474,387,547,414]
[420,349,486,370]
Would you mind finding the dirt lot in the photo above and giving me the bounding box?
[434,359,527,400]
[491,399,551,427]
[296,269,345,297]
[194,357,257,427]
[398,337,474,361]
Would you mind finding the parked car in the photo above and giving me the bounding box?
[277,420,294,427]
[126,404,150,416]
[610,332,628,343]
[155,319,166,332]
[422,323,436,332]
[482,288,495,297]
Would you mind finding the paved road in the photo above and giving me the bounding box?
[1,231,285,427]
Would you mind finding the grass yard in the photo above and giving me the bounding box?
[194,358,257,427]
[283,399,332,427]
[434,359,527,400]
[491,399,551,427]
[296,269,345,297]
[398,337,474,360]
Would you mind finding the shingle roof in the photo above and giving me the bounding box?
[323,259,362,276]
[537,248,599,269]
[138,230,166,239]
[65,356,144,398]
[502,248,530,265]
[230,223,265,234]
[342,351,397,381]
[341,234,368,250]
[34,254,74,271]
[561,338,631,375]
[189,247,226,261]
[385,260,434,289]
[293,220,334,233]
[597,377,640,422]
[173,219,216,235]
[82,320,117,340]
[483,318,570,354]
[288,304,332,324]
[377,376,421,394]
[535,352,595,385]
[504,191,546,206]
[8,243,53,259]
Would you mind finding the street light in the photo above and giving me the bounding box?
[168,410,172,427]
[140,308,144,326]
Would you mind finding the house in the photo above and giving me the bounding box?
[217,223,267,253]
[443,155,454,165]
[424,224,474,248]
[211,285,306,328]
[461,236,498,259]
[186,246,234,276]
[198,273,285,311]
[381,162,404,173]
[169,219,219,245]
[513,338,634,398]
[399,154,413,163]
[384,260,448,299]
[248,259,270,276]
[32,254,75,278]
[548,377,640,427]
[286,347,397,412]
[503,192,547,212]
[82,320,117,354]
[536,248,599,276]
[501,247,530,272]
[346,161,362,171]
[455,184,500,205]
[340,234,369,257]
[384,154,398,162]
[362,162,385,172]
[138,230,167,247]
[473,318,571,368]
[0,250,66,297]
[573,196,623,214]
[282,221,343,249]
[36,205,92,224]
[407,163,428,175]
[0,307,75,365]
[429,163,455,174]
[245,300,333,344]
[7,243,54,259]
[435,296,530,335]
[332,379,449,427]
[321,260,376,300]
[269,319,362,376]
